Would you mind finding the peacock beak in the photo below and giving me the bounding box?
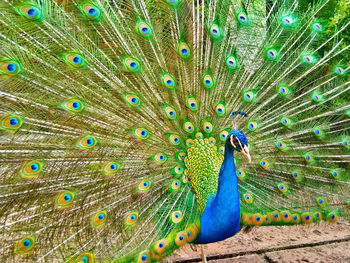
[241,146,251,163]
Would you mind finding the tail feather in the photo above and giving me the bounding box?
[0,0,349,262]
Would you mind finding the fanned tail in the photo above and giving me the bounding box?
[0,0,349,262]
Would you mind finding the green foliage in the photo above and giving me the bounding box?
[299,0,350,60]
[326,0,350,60]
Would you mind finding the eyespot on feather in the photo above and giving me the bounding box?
[77,135,97,149]
[243,91,255,102]
[170,179,181,191]
[0,114,23,130]
[341,139,349,149]
[178,42,191,59]
[17,4,42,20]
[280,117,292,127]
[125,94,141,108]
[278,85,291,97]
[219,130,228,142]
[186,224,199,242]
[153,153,167,164]
[15,237,35,255]
[91,211,107,228]
[21,160,43,178]
[135,128,150,140]
[57,191,75,208]
[301,213,313,224]
[172,165,183,176]
[137,21,152,38]
[138,251,151,263]
[63,53,86,68]
[316,197,327,207]
[175,231,187,247]
[292,171,303,182]
[247,121,258,132]
[209,137,216,144]
[302,54,317,65]
[0,60,22,76]
[195,132,203,139]
[314,212,322,221]
[164,105,177,120]
[226,55,238,69]
[334,66,346,75]
[281,15,295,27]
[304,154,313,164]
[330,169,340,180]
[281,211,292,223]
[276,141,287,151]
[202,74,215,89]
[215,103,226,116]
[312,21,324,33]
[76,252,95,263]
[187,97,198,112]
[252,214,263,226]
[186,139,194,147]
[236,169,246,180]
[61,98,85,113]
[162,73,176,89]
[292,214,301,224]
[170,211,183,224]
[81,3,101,20]
[313,127,325,138]
[266,48,279,61]
[126,212,138,225]
[327,212,338,223]
[263,215,271,225]
[236,11,249,25]
[209,23,222,39]
[176,152,186,161]
[103,162,119,176]
[153,239,169,255]
[243,193,253,204]
[260,159,269,169]
[138,179,151,193]
[203,121,213,133]
[124,57,141,72]
[270,211,281,223]
[184,121,194,133]
[278,183,288,194]
[169,134,181,146]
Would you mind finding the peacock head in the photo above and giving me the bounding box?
[226,130,251,162]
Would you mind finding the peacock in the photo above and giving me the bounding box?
[0,0,349,262]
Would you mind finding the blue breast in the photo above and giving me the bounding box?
[195,145,241,244]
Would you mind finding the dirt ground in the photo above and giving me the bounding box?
[163,222,350,263]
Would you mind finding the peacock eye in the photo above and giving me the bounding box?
[230,136,239,146]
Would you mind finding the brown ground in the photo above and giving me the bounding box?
[163,222,350,263]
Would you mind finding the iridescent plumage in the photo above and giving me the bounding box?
[0,0,349,262]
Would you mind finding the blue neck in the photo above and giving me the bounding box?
[196,143,241,244]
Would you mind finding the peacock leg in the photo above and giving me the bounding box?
[200,245,208,263]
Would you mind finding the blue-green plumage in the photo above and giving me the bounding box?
[0,0,349,262]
